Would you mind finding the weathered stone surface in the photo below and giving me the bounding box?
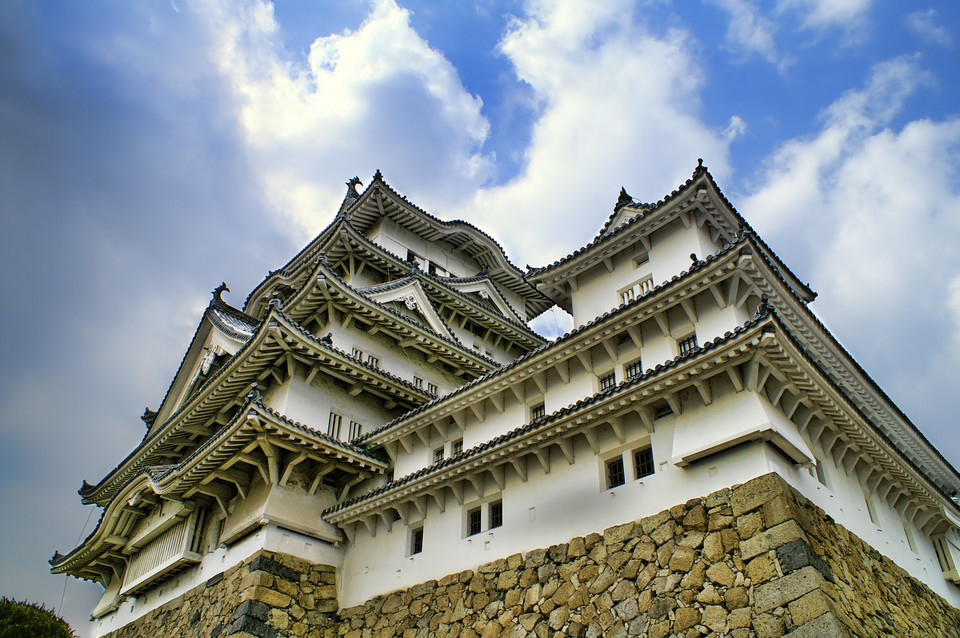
[104,474,960,638]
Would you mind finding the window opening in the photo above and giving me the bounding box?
[624,359,643,380]
[367,354,380,369]
[414,376,423,389]
[452,439,463,455]
[531,403,546,420]
[606,457,625,489]
[467,508,482,536]
[678,334,699,356]
[620,287,636,304]
[348,421,362,439]
[489,501,503,529]
[634,447,655,478]
[599,372,616,391]
[327,412,342,439]
[351,347,363,359]
[410,527,423,555]
[428,382,438,394]
[434,447,445,463]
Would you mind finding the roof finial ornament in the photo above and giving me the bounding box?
[346,176,362,199]
[694,158,706,177]
[690,253,698,264]
[320,333,333,346]
[245,382,262,404]
[141,407,158,428]
[755,293,772,319]
[212,282,229,305]
[615,187,633,211]
[78,480,95,496]
[267,296,282,311]
[373,169,383,182]
[49,551,64,566]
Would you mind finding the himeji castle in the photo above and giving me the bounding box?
[52,163,960,637]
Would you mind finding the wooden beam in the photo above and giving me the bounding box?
[557,438,576,465]
[279,452,308,487]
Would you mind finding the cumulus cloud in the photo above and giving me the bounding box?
[906,9,954,47]
[738,56,960,463]
[708,0,786,68]
[778,0,872,31]
[192,0,493,237]
[450,0,733,265]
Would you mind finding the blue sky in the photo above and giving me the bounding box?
[1,0,959,633]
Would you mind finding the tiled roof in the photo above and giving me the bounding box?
[329,310,771,515]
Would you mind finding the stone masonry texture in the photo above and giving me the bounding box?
[106,473,960,637]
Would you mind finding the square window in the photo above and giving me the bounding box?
[634,447,655,478]
[434,447,445,463]
[327,412,342,439]
[489,501,503,529]
[531,403,545,420]
[410,527,423,555]
[467,508,482,536]
[624,359,643,380]
[677,334,699,356]
[606,456,625,489]
[367,354,380,369]
[599,372,616,391]
[452,439,463,455]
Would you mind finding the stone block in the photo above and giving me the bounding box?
[776,539,834,582]
[706,562,735,588]
[787,589,835,626]
[669,546,697,572]
[731,473,791,516]
[753,612,785,638]
[249,555,302,583]
[604,522,636,544]
[782,611,850,638]
[702,604,727,632]
[740,520,806,560]
[250,587,293,610]
[755,566,824,614]
[674,607,700,632]
[682,504,708,531]
[745,553,779,584]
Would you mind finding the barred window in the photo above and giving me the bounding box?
[367,354,380,369]
[327,412,342,439]
[434,447,444,463]
[428,382,438,394]
[348,421,363,439]
[599,372,616,391]
[606,456,625,489]
[634,447,655,478]
[351,347,363,359]
[678,334,699,356]
[410,527,423,555]
[467,508,482,536]
[531,403,545,420]
[414,376,423,389]
[452,439,463,455]
[489,501,503,529]
[624,359,643,380]
[619,287,636,304]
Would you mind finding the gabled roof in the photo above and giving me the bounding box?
[527,161,816,310]
[244,172,554,320]
[79,307,434,506]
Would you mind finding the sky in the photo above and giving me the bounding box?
[1,0,958,634]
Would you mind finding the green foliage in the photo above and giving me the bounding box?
[0,597,76,638]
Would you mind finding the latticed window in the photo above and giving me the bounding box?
[678,334,699,356]
[327,412,342,438]
[624,359,643,380]
[490,501,503,529]
[634,446,655,478]
[434,447,444,463]
[348,421,362,439]
[414,376,424,388]
[531,403,545,420]
[428,382,438,394]
[619,287,636,304]
[410,528,423,555]
[606,456,626,489]
[452,439,463,455]
[467,508,482,536]
[351,347,363,359]
[367,354,380,368]
[599,372,616,391]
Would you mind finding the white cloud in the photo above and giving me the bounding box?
[906,9,954,47]
[738,56,960,464]
[778,0,872,31]
[724,115,748,141]
[191,0,494,236]
[708,0,786,68]
[450,0,733,265]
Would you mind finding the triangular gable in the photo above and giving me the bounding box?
[444,277,524,323]
[363,279,455,340]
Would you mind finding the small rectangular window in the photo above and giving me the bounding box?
[351,347,363,359]
[434,447,445,463]
[327,412,342,439]
[606,456,625,489]
[624,359,643,380]
[427,382,438,394]
[678,334,699,356]
[467,508,482,536]
[489,501,503,529]
[410,527,423,555]
[414,376,423,388]
[367,354,380,369]
[599,372,616,391]
[348,421,363,439]
[452,439,463,455]
[531,403,545,420]
[634,446,655,478]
